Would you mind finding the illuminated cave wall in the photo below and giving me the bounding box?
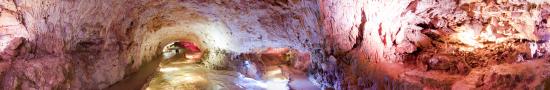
[2,0,550,89]
[315,0,550,89]
[0,0,322,89]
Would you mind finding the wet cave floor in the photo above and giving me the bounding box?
[107,52,319,90]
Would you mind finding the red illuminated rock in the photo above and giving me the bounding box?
[175,41,201,53]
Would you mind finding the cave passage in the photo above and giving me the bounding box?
[109,41,319,90]
[146,53,236,90]
[3,0,550,90]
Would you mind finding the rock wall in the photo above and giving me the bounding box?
[0,0,322,89]
[316,0,550,89]
[4,0,550,89]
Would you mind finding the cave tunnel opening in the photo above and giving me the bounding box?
[147,40,211,90]
[108,39,214,90]
[161,41,204,62]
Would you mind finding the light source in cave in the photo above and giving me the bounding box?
[162,71,206,84]
[451,24,514,51]
[236,73,289,90]
[162,42,180,59]
[256,79,290,90]
[455,30,483,48]
[264,68,287,81]
[174,41,203,60]
[159,67,179,72]
[146,54,210,89]
[241,61,291,89]
[237,73,290,90]
[479,25,504,43]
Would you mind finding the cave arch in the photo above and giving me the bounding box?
[0,0,325,89]
[107,4,233,89]
[126,5,236,73]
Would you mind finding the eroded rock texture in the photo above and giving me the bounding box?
[2,0,550,89]
[316,0,550,89]
[0,0,322,89]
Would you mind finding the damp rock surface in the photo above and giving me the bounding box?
[0,0,322,89]
[2,0,550,89]
[316,0,550,89]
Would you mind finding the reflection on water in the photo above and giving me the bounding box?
[145,56,290,90]
[145,59,211,90]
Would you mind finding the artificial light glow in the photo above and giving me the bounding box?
[480,25,498,42]
[161,42,179,59]
[458,46,476,52]
[237,73,289,90]
[264,68,290,82]
[159,67,180,72]
[184,52,202,60]
[262,80,290,90]
[181,75,198,81]
[266,69,282,77]
[235,68,291,90]
[191,22,234,50]
[479,23,510,43]
[170,60,197,64]
[455,30,484,48]
[163,73,206,85]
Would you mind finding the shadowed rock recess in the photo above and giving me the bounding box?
[1,0,550,90]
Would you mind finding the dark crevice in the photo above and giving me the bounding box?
[351,10,366,50]
[380,23,387,46]
[421,29,441,39]
[416,23,437,30]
